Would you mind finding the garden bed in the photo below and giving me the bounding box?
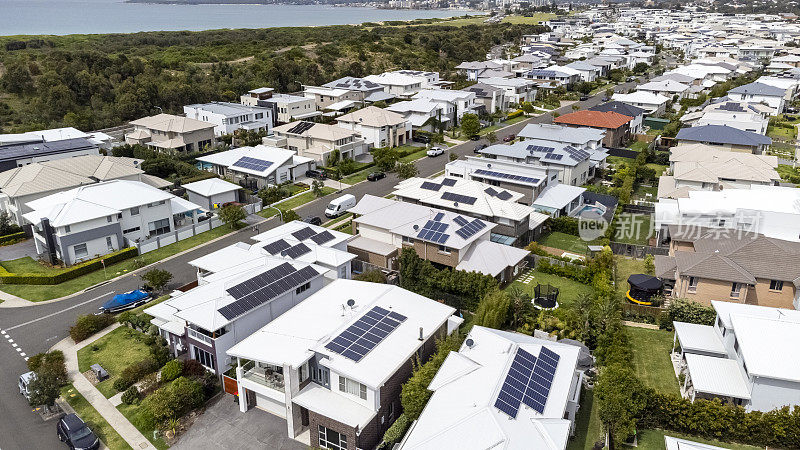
[77,327,155,398]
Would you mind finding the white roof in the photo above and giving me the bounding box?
[730,314,800,383]
[638,79,691,93]
[518,123,605,145]
[532,184,586,210]
[399,326,579,450]
[712,300,800,329]
[613,91,671,105]
[684,353,751,399]
[456,240,530,277]
[227,279,456,389]
[182,178,241,197]
[672,322,727,356]
[250,220,352,249]
[664,436,727,450]
[364,72,421,87]
[196,145,311,177]
[292,383,375,429]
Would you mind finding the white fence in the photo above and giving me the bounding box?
[136,217,224,255]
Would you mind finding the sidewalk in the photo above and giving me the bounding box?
[52,323,156,450]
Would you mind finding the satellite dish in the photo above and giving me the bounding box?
[413,224,419,231]
[454,202,459,207]
[465,338,475,348]
[487,163,492,168]
[346,299,356,307]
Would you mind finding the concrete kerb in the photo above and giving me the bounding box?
[0,214,269,308]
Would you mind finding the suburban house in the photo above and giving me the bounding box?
[0,155,169,226]
[565,60,601,82]
[182,178,242,210]
[391,176,549,246]
[0,135,99,172]
[322,77,388,103]
[612,91,671,115]
[240,87,276,106]
[389,70,445,89]
[145,257,329,374]
[303,85,366,112]
[654,185,800,245]
[691,102,770,135]
[478,139,600,186]
[589,101,645,134]
[125,114,216,153]
[637,79,691,99]
[363,72,424,98]
[479,77,538,105]
[530,184,590,219]
[386,99,448,133]
[525,66,580,88]
[554,110,632,147]
[271,121,367,163]
[445,156,556,205]
[657,147,779,199]
[348,195,530,283]
[674,125,772,154]
[671,301,800,411]
[334,107,409,149]
[0,127,116,151]
[398,326,582,450]
[22,180,202,266]
[183,102,273,136]
[196,145,314,191]
[727,82,786,114]
[412,89,478,123]
[518,123,606,153]
[225,279,461,450]
[455,61,505,81]
[464,83,508,113]
[240,89,318,125]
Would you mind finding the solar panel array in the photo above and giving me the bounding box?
[441,178,458,187]
[527,145,556,154]
[286,122,315,134]
[292,227,316,241]
[494,347,561,419]
[434,212,445,221]
[496,191,513,201]
[441,192,477,205]
[474,169,540,185]
[324,306,407,362]
[564,146,590,161]
[232,156,273,172]
[221,263,318,320]
[455,218,487,240]
[264,239,291,255]
[544,153,564,161]
[282,242,311,258]
[417,220,450,244]
[453,215,469,227]
[420,181,442,191]
[310,230,335,245]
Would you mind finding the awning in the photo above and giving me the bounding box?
[170,197,202,214]
[292,383,376,429]
[674,322,727,356]
[347,236,397,257]
[685,353,751,399]
[326,99,358,111]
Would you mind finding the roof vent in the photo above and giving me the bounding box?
[465,338,475,348]
[413,224,419,231]
[419,327,424,341]
[346,299,356,307]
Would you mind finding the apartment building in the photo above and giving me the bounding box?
[272,121,367,162]
[125,114,215,153]
[183,102,273,136]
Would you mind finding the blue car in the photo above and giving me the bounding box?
[98,289,151,314]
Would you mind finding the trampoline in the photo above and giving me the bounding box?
[626,274,662,306]
[532,284,559,310]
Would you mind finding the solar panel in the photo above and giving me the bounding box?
[453,215,469,227]
[474,169,540,185]
[292,227,316,241]
[543,153,564,161]
[434,212,445,221]
[421,181,442,191]
[220,264,319,320]
[485,187,498,196]
[441,178,457,187]
[287,121,315,134]
[527,145,555,154]
[283,243,311,258]
[496,191,513,201]
[441,192,477,205]
[232,156,273,172]
[324,306,407,361]
[455,218,487,240]
[494,346,561,418]
[310,230,335,245]
[263,239,291,255]
[417,219,450,244]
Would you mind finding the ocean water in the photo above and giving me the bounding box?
[0,0,476,36]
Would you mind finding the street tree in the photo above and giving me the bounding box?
[219,204,246,229]
[486,131,498,144]
[396,161,418,180]
[142,269,173,293]
[460,113,480,137]
[281,209,301,223]
[311,179,325,197]
[26,351,68,412]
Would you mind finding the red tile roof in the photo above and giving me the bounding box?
[554,110,633,129]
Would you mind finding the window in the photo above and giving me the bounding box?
[296,282,311,295]
[107,216,113,223]
[123,226,140,234]
[402,235,415,245]
[688,276,698,292]
[314,367,329,386]
[106,236,114,251]
[318,425,347,450]
[731,282,741,298]
[299,362,309,382]
[438,245,451,254]
[770,280,784,291]
[148,218,170,236]
[338,376,367,400]
[130,206,140,216]
[193,346,215,370]
[73,243,88,258]
[388,401,395,421]
[64,225,71,233]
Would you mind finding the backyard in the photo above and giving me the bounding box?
[614,257,649,297]
[537,232,592,255]
[611,213,653,245]
[77,326,154,398]
[60,384,132,450]
[626,326,680,396]
[508,269,594,308]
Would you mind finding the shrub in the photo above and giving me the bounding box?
[401,330,466,420]
[549,216,580,236]
[150,341,171,367]
[473,290,510,329]
[69,314,116,343]
[182,359,206,378]
[114,358,159,392]
[382,414,410,445]
[0,231,26,245]
[121,386,140,405]
[160,360,183,382]
[353,270,386,283]
[143,376,204,424]
[659,298,716,330]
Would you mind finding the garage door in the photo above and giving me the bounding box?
[255,393,286,418]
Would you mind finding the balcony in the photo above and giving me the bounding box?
[241,361,285,391]
[187,328,213,345]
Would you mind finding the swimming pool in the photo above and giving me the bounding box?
[575,205,606,217]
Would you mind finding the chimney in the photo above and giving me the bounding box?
[418,327,424,341]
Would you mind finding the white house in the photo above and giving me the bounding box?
[637,79,691,99]
[363,72,423,98]
[412,89,478,124]
[386,99,447,133]
[613,91,671,115]
[479,77,538,105]
[183,102,273,137]
[727,82,787,114]
[196,145,314,191]
[335,106,410,148]
[182,177,241,210]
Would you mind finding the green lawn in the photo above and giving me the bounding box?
[260,187,336,217]
[0,225,236,302]
[77,327,153,398]
[117,403,169,450]
[767,125,797,140]
[342,170,371,185]
[61,384,132,450]
[399,148,430,163]
[636,429,761,449]
[508,270,594,308]
[646,162,668,177]
[568,388,603,450]
[626,326,680,396]
[628,141,650,152]
[0,257,71,275]
[537,232,591,255]
[614,257,648,297]
[611,213,652,245]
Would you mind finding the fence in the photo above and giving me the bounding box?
[607,147,639,159]
[136,217,224,254]
[609,242,669,258]
[243,201,263,215]
[622,204,655,214]
[623,302,667,321]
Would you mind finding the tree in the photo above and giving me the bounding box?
[373,147,400,172]
[460,113,480,137]
[142,269,173,293]
[644,255,655,275]
[572,104,581,112]
[325,149,340,167]
[258,185,286,206]
[633,62,649,74]
[396,161,418,180]
[26,351,68,412]
[473,290,510,329]
[219,204,246,229]
[486,131,498,144]
[507,286,532,329]
[281,209,300,223]
[605,88,615,99]
[449,152,458,162]
[311,179,325,197]
[0,211,22,235]
[595,364,648,449]
[521,101,535,114]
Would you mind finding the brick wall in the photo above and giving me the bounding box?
[309,410,358,450]
[746,278,796,309]
[412,241,459,267]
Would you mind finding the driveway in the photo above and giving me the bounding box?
[172,395,306,450]
[1,239,39,261]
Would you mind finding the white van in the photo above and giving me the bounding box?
[325,194,356,218]
[19,371,35,400]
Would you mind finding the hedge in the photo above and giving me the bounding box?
[69,314,116,343]
[536,259,593,284]
[506,109,525,120]
[0,246,138,285]
[382,414,410,445]
[0,231,26,245]
[548,216,580,236]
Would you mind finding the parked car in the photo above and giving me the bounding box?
[305,169,327,180]
[626,76,637,82]
[503,134,515,142]
[19,371,35,400]
[303,216,322,226]
[412,134,431,144]
[580,95,589,101]
[474,144,487,154]
[602,96,610,102]
[367,171,386,182]
[469,134,481,141]
[426,147,446,157]
[57,414,100,450]
[325,194,357,218]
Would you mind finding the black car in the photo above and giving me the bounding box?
[580,95,589,101]
[57,414,99,450]
[305,169,327,180]
[303,216,322,226]
[367,171,386,182]
[469,134,481,141]
[412,134,431,144]
[474,144,487,154]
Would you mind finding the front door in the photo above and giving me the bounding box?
[245,389,256,411]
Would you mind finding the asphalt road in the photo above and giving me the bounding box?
[0,78,643,450]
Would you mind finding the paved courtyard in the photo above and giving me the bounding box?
[173,394,307,450]
[0,239,38,261]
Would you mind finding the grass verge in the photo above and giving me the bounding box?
[117,403,169,450]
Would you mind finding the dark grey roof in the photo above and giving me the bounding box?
[0,137,96,163]
[581,191,618,222]
[322,76,382,91]
[675,125,772,147]
[589,101,645,119]
[464,83,503,98]
[728,82,785,97]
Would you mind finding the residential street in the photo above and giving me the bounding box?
[0,81,639,450]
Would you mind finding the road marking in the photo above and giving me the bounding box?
[11,343,16,348]
[15,348,21,353]
[4,292,113,332]
[20,352,26,357]
[7,338,12,343]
